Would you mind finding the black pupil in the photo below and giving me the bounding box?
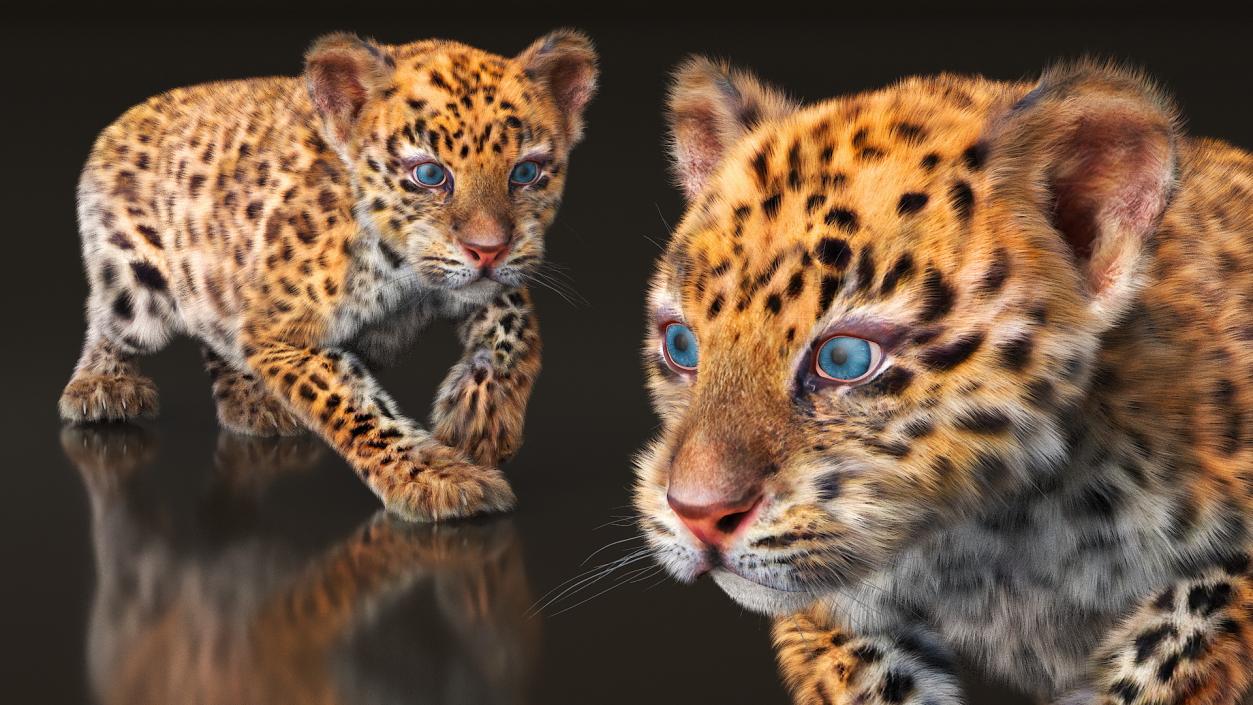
[673,331,689,353]
[828,344,848,366]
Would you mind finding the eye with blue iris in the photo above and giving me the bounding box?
[813,335,882,383]
[662,322,699,371]
[411,162,448,188]
[510,160,542,185]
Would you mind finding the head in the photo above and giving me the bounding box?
[635,58,1178,615]
[304,30,597,296]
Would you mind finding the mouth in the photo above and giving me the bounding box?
[709,567,818,615]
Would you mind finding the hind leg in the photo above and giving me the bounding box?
[203,348,305,436]
[61,176,175,424]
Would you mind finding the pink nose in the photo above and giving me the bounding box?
[462,242,509,269]
[666,491,762,548]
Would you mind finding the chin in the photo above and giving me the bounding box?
[446,277,504,304]
[710,569,819,616]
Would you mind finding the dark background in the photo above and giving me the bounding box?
[2,8,1250,704]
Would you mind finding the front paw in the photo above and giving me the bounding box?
[774,616,964,705]
[432,355,525,466]
[371,444,517,523]
[60,373,159,422]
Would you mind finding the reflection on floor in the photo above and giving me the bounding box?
[63,426,539,705]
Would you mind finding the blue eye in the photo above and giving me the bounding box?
[412,162,447,187]
[663,323,699,371]
[510,160,541,185]
[814,336,880,382]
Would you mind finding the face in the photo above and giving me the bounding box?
[635,61,1175,615]
[307,32,597,297]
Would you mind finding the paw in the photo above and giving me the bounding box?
[432,354,525,466]
[59,373,159,422]
[214,386,305,437]
[775,617,963,705]
[373,445,517,523]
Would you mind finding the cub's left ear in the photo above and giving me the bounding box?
[986,61,1179,328]
[517,29,599,145]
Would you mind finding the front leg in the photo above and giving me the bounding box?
[431,289,541,466]
[773,608,964,705]
[1084,553,1252,705]
[244,338,515,522]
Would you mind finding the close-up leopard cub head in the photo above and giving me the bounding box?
[306,29,597,299]
[634,58,1185,615]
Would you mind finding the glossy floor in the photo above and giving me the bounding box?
[4,14,1249,705]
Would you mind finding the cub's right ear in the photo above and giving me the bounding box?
[666,57,797,200]
[304,32,394,143]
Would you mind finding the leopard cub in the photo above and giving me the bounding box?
[60,30,597,521]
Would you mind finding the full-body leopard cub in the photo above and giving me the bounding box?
[60,30,597,521]
[635,59,1251,704]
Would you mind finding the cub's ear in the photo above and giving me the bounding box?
[517,29,599,145]
[304,32,394,143]
[666,56,797,200]
[986,61,1179,327]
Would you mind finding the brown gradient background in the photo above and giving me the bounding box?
[1,7,1249,704]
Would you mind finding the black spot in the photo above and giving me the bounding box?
[978,248,1011,295]
[785,271,805,299]
[764,294,782,315]
[1109,679,1140,704]
[135,224,163,248]
[1152,587,1175,611]
[880,670,915,704]
[707,294,724,320]
[805,194,826,213]
[818,275,842,312]
[902,418,934,438]
[378,241,405,269]
[963,142,988,170]
[853,246,876,293]
[130,261,167,291]
[815,471,842,501]
[1186,582,1233,616]
[824,207,858,233]
[851,644,882,663]
[879,253,915,295]
[892,122,927,144]
[298,384,317,401]
[815,238,852,269]
[997,335,1034,371]
[1074,480,1123,518]
[1156,654,1180,682]
[955,408,1011,435]
[949,181,974,219]
[918,268,954,321]
[751,149,770,186]
[897,192,929,215]
[761,193,782,219]
[920,152,940,170]
[1134,624,1177,663]
[919,333,983,371]
[111,291,134,320]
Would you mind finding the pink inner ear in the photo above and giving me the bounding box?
[547,56,596,117]
[1050,114,1173,295]
[674,105,726,198]
[310,54,367,119]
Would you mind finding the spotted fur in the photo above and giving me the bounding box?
[59,30,597,521]
[635,58,1252,704]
